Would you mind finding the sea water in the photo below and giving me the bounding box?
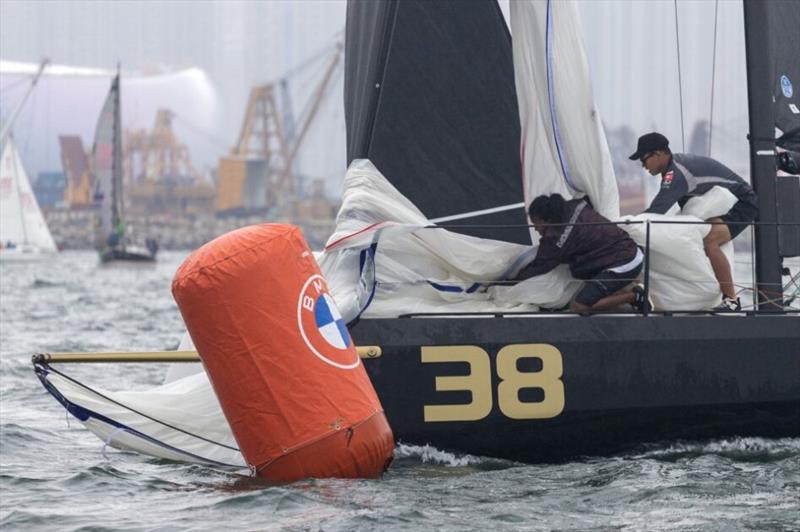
[1,251,798,531]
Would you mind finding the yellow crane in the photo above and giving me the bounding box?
[216,41,342,214]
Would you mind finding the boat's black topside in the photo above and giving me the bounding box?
[352,313,800,462]
[100,248,157,263]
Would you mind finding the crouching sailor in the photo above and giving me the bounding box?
[630,132,758,311]
[512,193,650,313]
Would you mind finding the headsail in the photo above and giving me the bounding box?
[344,0,530,244]
[0,138,57,252]
[92,73,123,249]
[511,0,619,221]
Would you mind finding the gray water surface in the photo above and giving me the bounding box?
[1,251,798,531]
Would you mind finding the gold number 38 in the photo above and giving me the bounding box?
[421,344,565,422]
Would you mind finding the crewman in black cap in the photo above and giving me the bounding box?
[629,132,758,311]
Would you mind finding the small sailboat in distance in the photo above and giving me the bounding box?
[0,59,57,263]
[0,137,59,262]
[92,67,158,263]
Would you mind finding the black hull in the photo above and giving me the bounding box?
[100,249,157,263]
[352,314,800,462]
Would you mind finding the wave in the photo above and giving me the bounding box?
[634,436,800,461]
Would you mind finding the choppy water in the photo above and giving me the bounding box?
[1,251,798,531]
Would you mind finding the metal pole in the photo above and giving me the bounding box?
[0,58,49,146]
[32,346,382,364]
[643,220,651,317]
[743,0,783,311]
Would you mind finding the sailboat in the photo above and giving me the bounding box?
[0,60,57,262]
[92,70,158,263]
[0,137,58,262]
[33,0,798,466]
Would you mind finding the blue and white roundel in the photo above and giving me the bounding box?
[781,75,793,98]
[314,293,351,349]
[297,274,359,369]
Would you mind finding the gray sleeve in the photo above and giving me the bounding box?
[644,169,689,214]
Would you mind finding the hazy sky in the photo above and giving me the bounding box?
[1,0,348,190]
[1,0,751,194]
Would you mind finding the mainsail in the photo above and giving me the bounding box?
[92,73,123,249]
[0,138,57,253]
[344,0,530,244]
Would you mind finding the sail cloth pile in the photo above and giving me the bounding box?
[319,160,734,320]
[40,363,245,468]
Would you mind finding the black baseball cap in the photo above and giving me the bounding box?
[629,132,669,160]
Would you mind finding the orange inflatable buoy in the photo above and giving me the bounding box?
[172,224,394,481]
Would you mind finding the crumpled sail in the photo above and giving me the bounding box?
[0,138,58,255]
[320,160,730,319]
[318,160,578,321]
[39,366,244,468]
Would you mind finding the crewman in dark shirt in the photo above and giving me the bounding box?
[514,193,651,313]
[630,132,758,311]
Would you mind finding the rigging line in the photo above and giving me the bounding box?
[294,59,344,133]
[707,0,719,156]
[673,0,686,152]
[0,77,31,102]
[274,29,344,85]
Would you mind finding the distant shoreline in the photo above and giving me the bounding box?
[43,208,335,251]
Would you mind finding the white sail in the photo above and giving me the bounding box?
[511,0,620,222]
[0,138,57,258]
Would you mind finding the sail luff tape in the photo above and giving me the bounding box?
[33,346,382,364]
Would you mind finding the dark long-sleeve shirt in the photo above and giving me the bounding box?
[515,199,639,281]
[645,153,757,214]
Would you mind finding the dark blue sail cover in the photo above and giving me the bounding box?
[344,0,530,244]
